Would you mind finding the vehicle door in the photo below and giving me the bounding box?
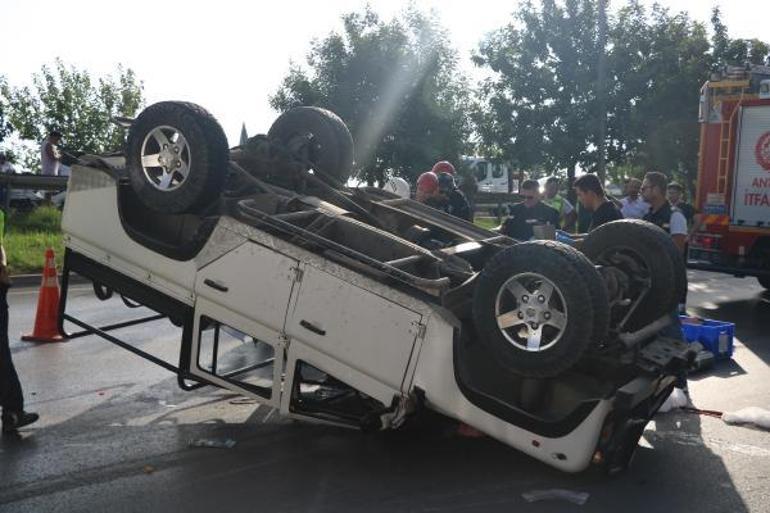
[189,241,300,405]
[284,264,424,397]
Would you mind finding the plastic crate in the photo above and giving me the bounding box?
[680,316,735,360]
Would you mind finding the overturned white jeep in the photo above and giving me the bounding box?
[60,102,693,473]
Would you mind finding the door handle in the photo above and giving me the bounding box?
[300,320,326,336]
[203,279,228,293]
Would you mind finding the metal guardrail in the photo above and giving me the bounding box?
[0,174,69,189]
[0,174,69,210]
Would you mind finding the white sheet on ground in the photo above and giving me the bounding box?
[722,407,770,430]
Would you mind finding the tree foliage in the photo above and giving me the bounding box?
[473,0,601,184]
[474,1,769,193]
[2,59,143,163]
[710,7,769,68]
[0,76,11,144]
[270,7,471,185]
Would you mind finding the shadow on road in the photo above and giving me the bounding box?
[0,372,751,513]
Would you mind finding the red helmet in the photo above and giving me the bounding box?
[416,171,439,194]
[431,160,455,175]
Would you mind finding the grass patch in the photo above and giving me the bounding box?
[4,206,64,274]
[474,216,501,231]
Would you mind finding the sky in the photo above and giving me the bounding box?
[2,0,768,145]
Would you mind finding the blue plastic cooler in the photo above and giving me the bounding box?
[680,316,735,360]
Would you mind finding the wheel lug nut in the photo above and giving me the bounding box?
[174,146,179,153]
[538,295,545,303]
[522,295,529,303]
[163,144,168,149]
[530,322,539,330]
[176,161,181,167]
[544,312,551,320]
[518,312,524,319]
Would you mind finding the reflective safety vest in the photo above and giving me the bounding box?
[542,194,567,228]
[542,195,565,215]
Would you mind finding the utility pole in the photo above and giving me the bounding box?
[597,0,608,183]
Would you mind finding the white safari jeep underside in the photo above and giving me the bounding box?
[59,102,693,474]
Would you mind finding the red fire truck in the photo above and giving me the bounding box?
[689,65,770,290]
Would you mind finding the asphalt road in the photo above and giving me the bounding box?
[1,270,768,513]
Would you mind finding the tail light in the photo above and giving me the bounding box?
[691,233,721,250]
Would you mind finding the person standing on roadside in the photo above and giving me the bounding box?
[642,172,688,253]
[667,182,703,239]
[542,176,577,231]
[0,153,17,206]
[642,171,689,317]
[620,178,650,219]
[642,171,690,396]
[574,174,623,231]
[0,223,40,433]
[41,130,63,176]
[501,179,560,240]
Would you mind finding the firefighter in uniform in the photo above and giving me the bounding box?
[437,172,472,221]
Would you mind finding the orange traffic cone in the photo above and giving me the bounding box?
[22,248,65,343]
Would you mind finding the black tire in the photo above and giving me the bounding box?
[581,219,683,331]
[472,241,595,378]
[562,244,611,344]
[268,106,354,184]
[126,101,229,214]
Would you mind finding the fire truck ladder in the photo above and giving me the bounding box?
[717,91,745,194]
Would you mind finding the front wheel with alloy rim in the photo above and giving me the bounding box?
[126,101,229,214]
[472,241,595,378]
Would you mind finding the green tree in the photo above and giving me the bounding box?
[475,0,730,194]
[473,0,602,190]
[609,3,711,192]
[0,76,11,144]
[711,7,770,68]
[2,59,143,168]
[270,7,471,185]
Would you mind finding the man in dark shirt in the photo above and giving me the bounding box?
[574,173,622,231]
[666,182,702,238]
[437,172,472,221]
[501,179,560,240]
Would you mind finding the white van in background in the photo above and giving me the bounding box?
[462,157,516,193]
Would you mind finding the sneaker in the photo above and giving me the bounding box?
[2,411,39,433]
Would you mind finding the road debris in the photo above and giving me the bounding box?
[188,438,237,449]
[522,489,590,505]
[142,465,156,474]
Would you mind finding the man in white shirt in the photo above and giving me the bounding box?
[620,178,650,219]
[41,130,63,176]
